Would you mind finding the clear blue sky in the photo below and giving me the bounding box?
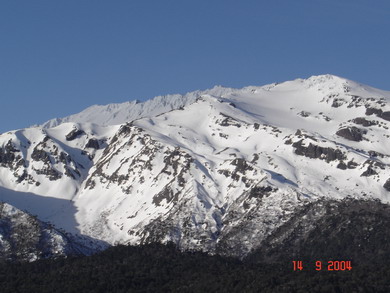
[1,0,389,133]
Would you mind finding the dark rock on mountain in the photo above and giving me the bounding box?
[365,106,383,116]
[34,166,62,181]
[298,111,310,117]
[351,117,377,127]
[381,111,390,121]
[347,160,358,169]
[31,149,51,163]
[365,106,390,122]
[336,161,347,170]
[217,113,242,127]
[294,129,317,141]
[85,138,100,149]
[336,126,366,141]
[360,166,377,177]
[231,158,253,174]
[331,97,346,108]
[248,186,276,199]
[59,152,71,164]
[368,150,385,158]
[218,158,255,186]
[65,129,85,141]
[152,186,178,206]
[384,179,390,191]
[292,140,345,162]
[0,140,25,170]
[64,165,80,179]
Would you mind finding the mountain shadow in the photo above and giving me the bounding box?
[0,186,109,260]
[0,186,79,234]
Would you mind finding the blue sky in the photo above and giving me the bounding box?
[1,0,389,133]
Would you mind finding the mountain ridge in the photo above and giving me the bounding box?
[38,85,236,129]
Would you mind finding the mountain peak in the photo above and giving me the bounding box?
[306,73,344,82]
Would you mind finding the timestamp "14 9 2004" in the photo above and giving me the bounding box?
[292,260,352,271]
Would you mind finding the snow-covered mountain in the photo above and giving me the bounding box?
[1,74,390,258]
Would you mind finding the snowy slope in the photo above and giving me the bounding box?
[2,74,390,257]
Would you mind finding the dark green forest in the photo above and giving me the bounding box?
[0,242,389,293]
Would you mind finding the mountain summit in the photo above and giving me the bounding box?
[1,75,390,258]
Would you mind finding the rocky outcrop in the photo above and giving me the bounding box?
[248,186,276,199]
[351,117,377,127]
[85,138,100,149]
[336,126,366,141]
[347,160,358,169]
[0,140,25,169]
[384,178,390,191]
[66,129,85,141]
[218,158,256,187]
[365,107,390,122]
[336,161,347,170]
[217,113,242,127]
[292,140,345,162]
[361,166,378,177]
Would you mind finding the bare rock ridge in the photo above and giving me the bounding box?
[1,74,390,260]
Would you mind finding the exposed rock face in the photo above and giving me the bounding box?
[361,166,378,177]
[31,141,62,181]
[336,126,366,141]
[384,179,390,191]
[331,97,346,108]
[352,117,377,127]
[217,113,242,127]
[365,107,390,122]
[0,140,25,169]
[298,111,310,117]
[31,148,51,163]
[347,160,358,169]
[336,161,347,170]
[365,107,383,116]
[66,129,85,141]
[292,140,345,162]
[248,186,276,199]
[85,138,100,149]
[382,111,390,121]
[218,158,254,184]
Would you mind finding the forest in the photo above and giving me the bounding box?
[0,241,388,293]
